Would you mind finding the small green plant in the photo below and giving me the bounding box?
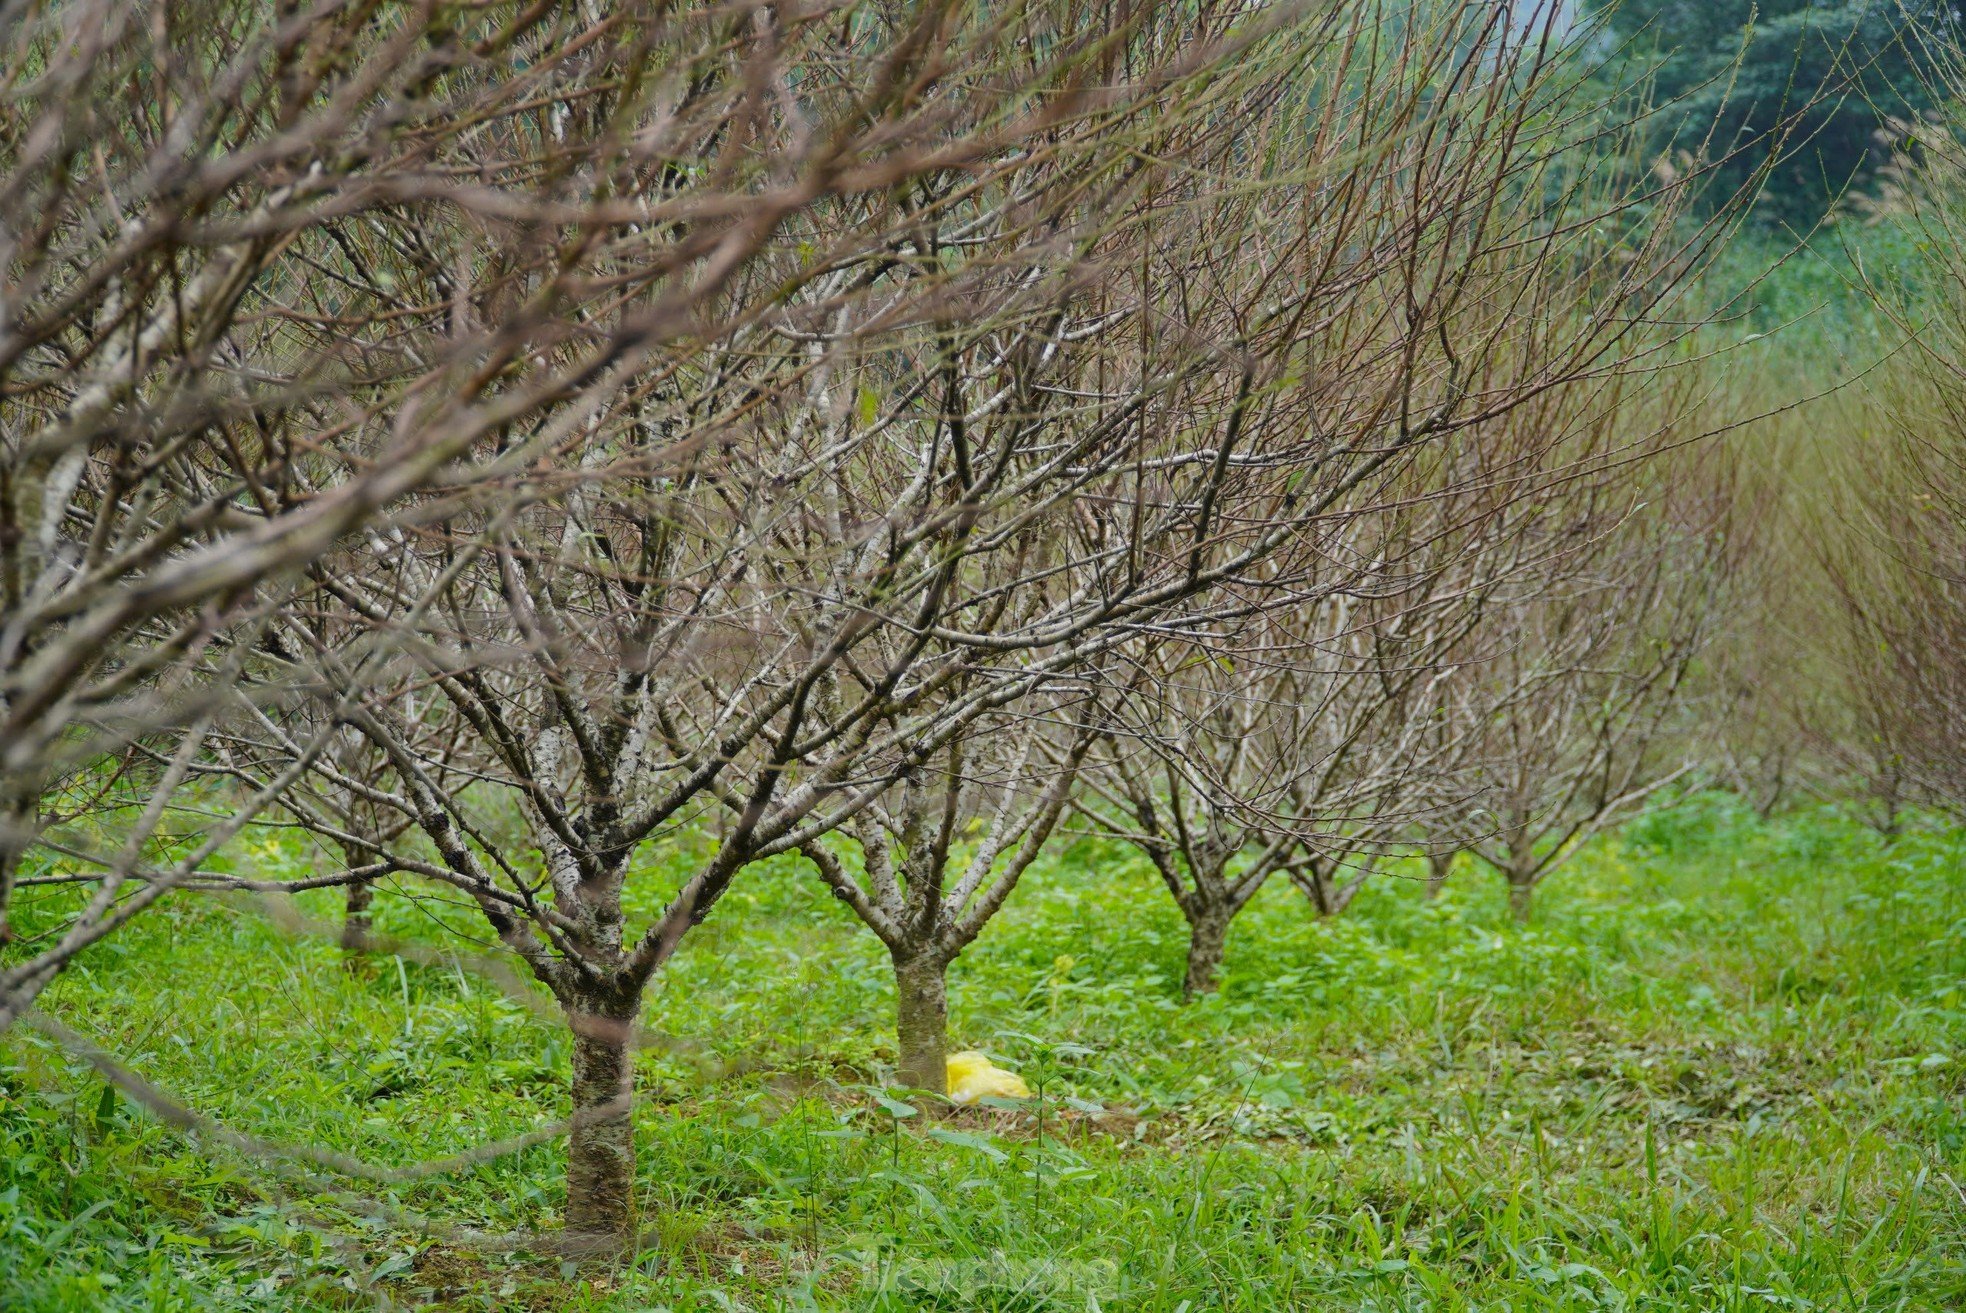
[4,804,1963,1310]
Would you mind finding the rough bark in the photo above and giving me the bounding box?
[893,951,950,1094]
[1183,908,1231,996]
[340,881,374,956]
[563,1000,640,1247]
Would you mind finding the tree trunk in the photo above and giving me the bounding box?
[892,950,950,1095]
[1755,761,1787,820]
[1289,864,1332,917]
[1503,831,1537,923]
[564,1000,640,1248]
[1183,909,1230,996]
[340,880,374,956]
[1424,851,1453,901]
[1507,875,1535,923]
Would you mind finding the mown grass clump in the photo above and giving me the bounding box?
[3,798,1963,1310]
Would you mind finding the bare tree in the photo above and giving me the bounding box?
[5,0,1743,1250]
[1811,456,1966,831]
[2,0,706,1023]
[798,695,1103,1091]
[176,0,1396,1245]
[1808,109,1966,825]
[1077,564,1481,994]
[1071,392,1619,989]
[1435,445,1735,920]
[784,0,1734,1015]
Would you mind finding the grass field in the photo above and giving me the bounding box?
[3,795,1964,1311]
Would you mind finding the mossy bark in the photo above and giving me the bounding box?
[892,951,950,1094]
[1182,909,1230,996]
[563,1001,639,1247]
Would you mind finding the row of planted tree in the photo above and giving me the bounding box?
[8,0,1961,1250]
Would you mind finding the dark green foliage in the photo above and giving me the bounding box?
[1590,0,1954,228]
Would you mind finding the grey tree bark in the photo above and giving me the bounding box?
[893,951,951,1093]
[1182,908,1231,996]
[563,1000,641,1246]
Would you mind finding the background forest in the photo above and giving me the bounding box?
[2,1,1964,1309]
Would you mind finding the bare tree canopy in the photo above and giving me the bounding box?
[2,0,1240,1027]
[0,0,1815,1268]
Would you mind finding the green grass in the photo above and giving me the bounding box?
[4,795,1964,1310]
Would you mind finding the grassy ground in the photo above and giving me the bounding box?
[3,794,1963,1310]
